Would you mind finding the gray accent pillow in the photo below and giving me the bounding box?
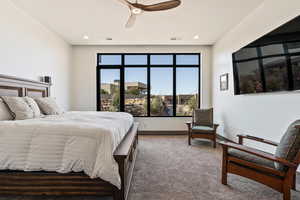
[35,97,63,115]
[194,108,213,126]
[24,97,41,118]
[0,98,13,120]
[275,120,300,171]
[1,96,35,120]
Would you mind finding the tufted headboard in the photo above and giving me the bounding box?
[0,74,50,98]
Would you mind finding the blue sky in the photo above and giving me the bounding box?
[100,55,199,95]
[99,54,199,65]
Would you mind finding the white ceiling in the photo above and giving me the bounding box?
[11,0,265,45]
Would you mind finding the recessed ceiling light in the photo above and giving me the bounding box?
[194,35,199,40]
[83,35,89,40]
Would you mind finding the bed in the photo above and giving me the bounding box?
[0,74,138,200]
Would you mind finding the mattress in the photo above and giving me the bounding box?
[0,111,134,189]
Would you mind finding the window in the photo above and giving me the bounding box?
[97,53,200,117]
[261,44,284,56]
[150,55,173,65]
[99,69,120,111]
[176,68,199,116]
[234,47,258,60]
[176,55,199,65]
[125,55,147,65]
[98,55,121,65]
[287,42,300,53]
[125,68,148,116]
[235,60,263,94]
[150,68,173,116]
[263,57,288,92]
[291,55,300,90]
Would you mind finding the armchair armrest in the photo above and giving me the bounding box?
[219,141,297,168]
[185,122,192,130]
[237,134,279,146]
[213,124,219,131]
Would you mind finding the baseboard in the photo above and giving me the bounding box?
[139,130,187,135]
[139,132,237,138]
[216,134,237,143]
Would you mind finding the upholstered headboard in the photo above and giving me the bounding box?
[0,74,50,98]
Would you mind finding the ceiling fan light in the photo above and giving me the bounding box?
[132,8,142,14]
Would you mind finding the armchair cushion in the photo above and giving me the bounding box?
[228,148,275,169]
[192,126,214,132]
[275,120,300,171]
[194,108,213,126]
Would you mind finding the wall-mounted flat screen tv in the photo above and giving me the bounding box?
[232,15,300,95]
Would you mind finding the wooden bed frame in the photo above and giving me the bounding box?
[0,74,139,200]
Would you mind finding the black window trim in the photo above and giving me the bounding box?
[97,53,201,117]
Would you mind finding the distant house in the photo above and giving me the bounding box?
[101,80,147,94]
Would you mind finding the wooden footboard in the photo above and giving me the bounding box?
[114,122,139,200]
[0,122,139,200]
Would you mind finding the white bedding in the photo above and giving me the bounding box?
[0,111,134,189]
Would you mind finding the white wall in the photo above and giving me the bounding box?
[0,0,72,110]
[71,45,212,131]
[212,0,300,153]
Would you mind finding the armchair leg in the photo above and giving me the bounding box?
[283,176,292,200]
[283,186,291,200]
[292,173,296,190]
[221,146,228,185]
[213,135,216,148]
[188,133,191,146]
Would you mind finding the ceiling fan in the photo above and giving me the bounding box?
[117,0,181,28]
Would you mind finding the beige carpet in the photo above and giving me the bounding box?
[128,135,300,200]
[0,135,299,200]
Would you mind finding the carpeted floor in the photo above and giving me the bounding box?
[0,135,299,200]
[128,135,300,200]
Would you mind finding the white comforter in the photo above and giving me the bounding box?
[0,111,134,189]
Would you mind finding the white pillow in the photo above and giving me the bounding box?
[1,96,41,120]
[24,97,42,118]
[34,97,63,115]
[0,98,13,121]
[2,96,33,120]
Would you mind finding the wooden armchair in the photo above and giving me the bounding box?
[186,108,219,148]
[220,122,300,200]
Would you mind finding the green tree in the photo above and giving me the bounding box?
[150,96,163,115]
[143,101,148,114]
[100,89,109,95]
[188,96,197,111]
[126,88,141,95]
[110,88,120,111]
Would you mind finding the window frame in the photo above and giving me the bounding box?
[97,53,201,117]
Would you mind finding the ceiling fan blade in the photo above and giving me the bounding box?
[117,0,132,7]
[125,13,137,28]
[139,0,181,12]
